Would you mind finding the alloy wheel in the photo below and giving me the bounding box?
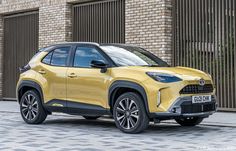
[21,94,39,121]
[115,98,139,130]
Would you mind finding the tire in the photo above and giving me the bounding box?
[175,117,204,126]
[20,90,47,124]
[113,92,149,134]
[83,116,100,120]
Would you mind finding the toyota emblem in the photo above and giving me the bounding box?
[199,79,205,86]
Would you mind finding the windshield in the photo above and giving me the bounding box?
[100,45,169,67]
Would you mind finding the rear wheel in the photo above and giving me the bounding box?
[113,92,149,134]
[20,90,47,124]
[175,117,203,126]
[83,116,100,120]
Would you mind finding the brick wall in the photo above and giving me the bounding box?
[0,0,40,14]
[39,3,72,48]
[125,0,173,64]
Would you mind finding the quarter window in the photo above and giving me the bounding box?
[42,51,53,64]
[73,47,106,68]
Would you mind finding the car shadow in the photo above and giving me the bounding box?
[44,117,116,128]
[43,116,221,134]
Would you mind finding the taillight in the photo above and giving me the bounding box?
[19,64,31,73]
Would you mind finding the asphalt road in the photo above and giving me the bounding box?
[0,112,236,151]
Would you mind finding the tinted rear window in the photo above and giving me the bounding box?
[51,47,70,66]
[41,47,71,67]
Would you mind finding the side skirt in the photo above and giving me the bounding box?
[44,99,111,116]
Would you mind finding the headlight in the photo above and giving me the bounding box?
[207,73,212,79]
[146,72,182,83]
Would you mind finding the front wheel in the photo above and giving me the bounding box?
[175,117,203,126]
[113,92,149,134]
[20,90,47,124]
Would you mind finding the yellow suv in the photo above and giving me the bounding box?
[17,42,217,133]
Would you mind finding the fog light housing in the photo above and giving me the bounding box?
[171,107,181,113]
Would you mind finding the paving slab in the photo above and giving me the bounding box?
[0,101,236,127]
[0,111,236,151]
[0,101,236,150]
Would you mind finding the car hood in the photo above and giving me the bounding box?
[126,66,211,81]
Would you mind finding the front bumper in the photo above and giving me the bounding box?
[150,95,217,119]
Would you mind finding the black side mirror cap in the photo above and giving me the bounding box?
[90,60,108,73]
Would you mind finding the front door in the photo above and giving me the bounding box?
[67,46,111,112]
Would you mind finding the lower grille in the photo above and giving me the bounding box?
[181,103,216,114]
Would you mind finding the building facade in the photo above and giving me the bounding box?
[0,0,235,111]
[0,0,173,100]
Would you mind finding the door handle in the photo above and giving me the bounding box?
[68,73,77,78]
[38,69,46,74]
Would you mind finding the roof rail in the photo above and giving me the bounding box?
[52,42,100,46]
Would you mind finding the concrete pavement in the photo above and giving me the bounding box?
[0,101,236,151]
[1,100,236,127]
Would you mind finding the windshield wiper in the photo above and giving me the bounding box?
[140,65,160,67]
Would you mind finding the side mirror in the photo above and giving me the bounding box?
[90,60,108,73]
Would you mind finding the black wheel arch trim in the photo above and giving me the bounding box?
[109,80,150,114]
[17,80,44,104]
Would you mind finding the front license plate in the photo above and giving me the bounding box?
[192,95,211,104]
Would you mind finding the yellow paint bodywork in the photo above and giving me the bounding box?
[17,51,215,113]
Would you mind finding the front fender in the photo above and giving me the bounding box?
[108,80,150,114]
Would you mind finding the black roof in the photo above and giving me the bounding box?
[51,42,140,47]
[40,42,142,52]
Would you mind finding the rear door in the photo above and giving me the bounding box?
[38,46,72,106]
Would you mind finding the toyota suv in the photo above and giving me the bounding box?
[17,42,217,133]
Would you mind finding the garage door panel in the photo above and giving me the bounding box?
[3,11,39,99]
[72,0,125,43]
[173,0,236,110]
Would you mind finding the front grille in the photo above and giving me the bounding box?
[181,103,216,114]
[180,84,214,94]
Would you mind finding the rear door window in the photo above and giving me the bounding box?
[42,47,71,67]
